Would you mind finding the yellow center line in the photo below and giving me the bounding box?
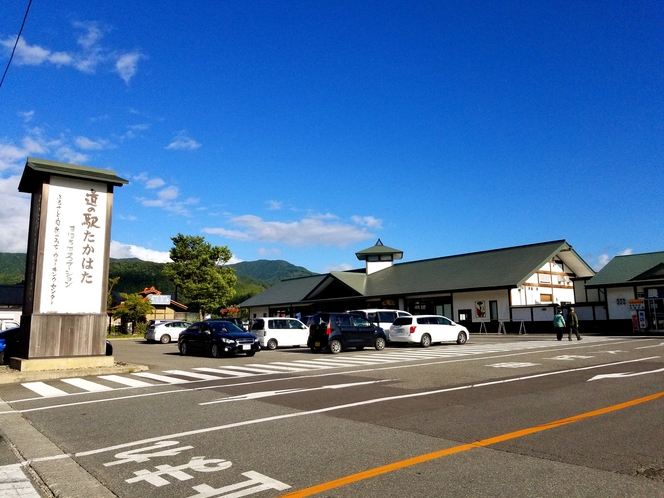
[281,391,664,497]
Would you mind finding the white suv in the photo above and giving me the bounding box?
[348,309,412,340]
[389,315,469,347]
[145,320,192,344]
[250,317,308,350]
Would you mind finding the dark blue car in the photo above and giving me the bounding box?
[178,320,260,357]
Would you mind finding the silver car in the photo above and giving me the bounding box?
[145,320,192,344]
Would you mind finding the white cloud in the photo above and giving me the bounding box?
[110,241,171,263]
[351,215,383,229]
[265,200,283,210]
[55,146,89,164]
[115,52,143,84]
[138,184,198,215]
[18,110,34,122]
[75,136,112,150]
[592,248,634,271]
[0,134,47,172]
[258,247,281,256]
[0,176,31,252]
[0,21,144,84]
[166,132,201,151]
[324,263,355,272]
[145,178,165,189]
[203,213,375,247]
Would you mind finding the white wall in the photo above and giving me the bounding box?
[606,287,635,320]
[533,306,555,321]
[511,307,532,321]
[453,290,509,322]
[249,306,270,319]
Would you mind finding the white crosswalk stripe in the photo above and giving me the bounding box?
[61,378,114,392]
[97,375,154,388]
[132,372,190,384]
[22,382,69,397]
[18,337,614,398]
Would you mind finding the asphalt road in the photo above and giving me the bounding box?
[1,334,663,497]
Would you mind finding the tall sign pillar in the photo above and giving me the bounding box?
[14,157,128,371]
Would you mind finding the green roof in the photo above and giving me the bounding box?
[19,157,129,193]
[355,239,403,260]
[585,251,664,287]
[240,274,326,307]
[365,240,592,295]
[240,240,594,308]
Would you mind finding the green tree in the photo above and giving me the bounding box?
[162,234,237,320]
[112,293,155,334]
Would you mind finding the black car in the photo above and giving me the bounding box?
[178,320,260,357]
[205,317,246,330]
[306,312,387,354]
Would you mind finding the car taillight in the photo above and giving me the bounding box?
[326,323,332,335]
[409,326,416,334]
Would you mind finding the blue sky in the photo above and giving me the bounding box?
[1,1,662,274]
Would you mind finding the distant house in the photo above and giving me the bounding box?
[577,250,664,333]
[0,284,23,323]
[137,286,189,321]
[240,239,595,333]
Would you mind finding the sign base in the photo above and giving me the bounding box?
[8,355,114,372]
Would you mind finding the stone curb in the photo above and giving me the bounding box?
[0,363,149,385]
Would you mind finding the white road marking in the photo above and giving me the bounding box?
[98,375,154,388]
[200,379,393,405]
[588,367,664,381]
[272,361,331,370]
[21,382,68,397]
[488,362,540,368]
[544,355,594,360]
[193,368,253,377]
[635,342,664,349]
[133,373,190,384]
[162,370,224,381]
[292,359,374,367]
[61,378,114,392]
[6,337,639,401]
[62,355,660,461]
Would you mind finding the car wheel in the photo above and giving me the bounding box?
[310,346,322,353]
[456,331,468,345]
[267,338,278,350]
[374,337,386,351]
[356,345,365,351]
[211,343,222,358]
[160,334,171,344]
[329,339,342,354]
[246,351,256,357]
[420,334,432,348]
[179,341,188,356]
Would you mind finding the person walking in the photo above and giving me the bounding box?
[567,307,581,340]
[553,310,566,341]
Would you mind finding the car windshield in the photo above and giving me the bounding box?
[393,317,412,325]
[209,321,244,334]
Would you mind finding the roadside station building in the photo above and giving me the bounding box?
[575,250,664,334]
[240,239,595,333]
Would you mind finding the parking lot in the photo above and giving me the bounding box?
[1,333,663,497]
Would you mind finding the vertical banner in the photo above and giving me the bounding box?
[39,176,108,313]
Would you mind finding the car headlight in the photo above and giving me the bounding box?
[221,337,235,344]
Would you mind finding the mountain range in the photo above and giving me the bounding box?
[0,253,316,305]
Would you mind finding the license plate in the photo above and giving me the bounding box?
[242,344,251,350]
[314,342,320,347]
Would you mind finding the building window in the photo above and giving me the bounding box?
[540,294,553,302]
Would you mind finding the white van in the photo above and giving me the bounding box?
[250,317,308,350]
[348,309,412,340]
